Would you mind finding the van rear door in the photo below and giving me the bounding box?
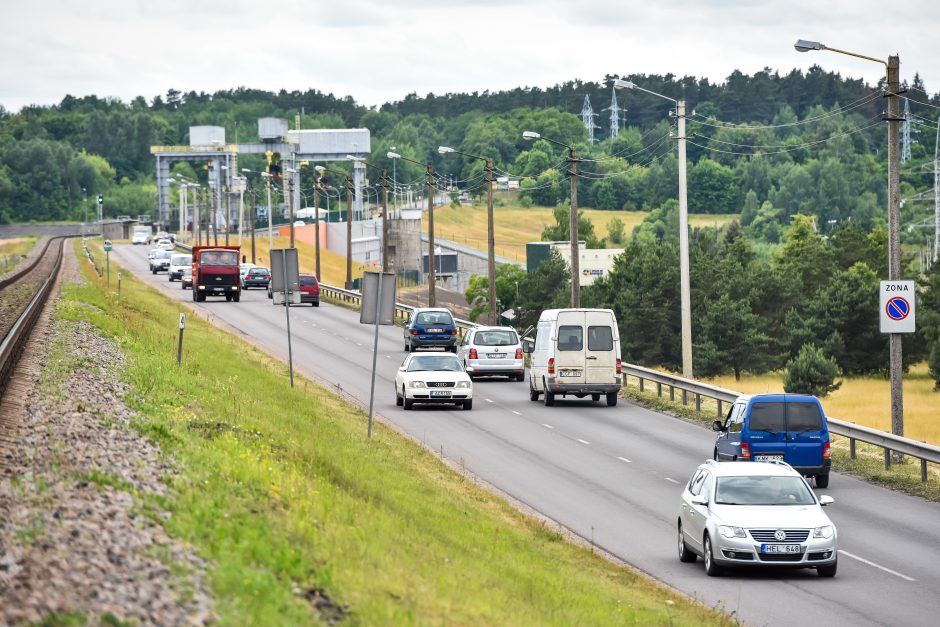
[785,399,826,468]
[585,310,617,384]
[554,310,586,385]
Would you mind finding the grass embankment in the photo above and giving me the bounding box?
[426,201,737,262]
[0,236,37,274]
[68,239,728,625]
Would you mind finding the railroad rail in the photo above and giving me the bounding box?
[0,236,67,400]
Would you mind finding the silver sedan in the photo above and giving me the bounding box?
[455,326,525,381]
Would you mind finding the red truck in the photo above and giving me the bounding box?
[191,246,241,302]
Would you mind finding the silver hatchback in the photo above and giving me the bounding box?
[677,460,837,577]
[456,326,525,381]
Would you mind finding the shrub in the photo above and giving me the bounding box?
[929,342,940,391]
[784,343,842,397]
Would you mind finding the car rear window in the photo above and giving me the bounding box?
[299,276,318,286]
[475,330,518,346]
[587,325,613,351]
[787,402,824,432]
[748,402,786,432]
[171,255,191,265]
[416,311,453,326]
[557,325,583,351]
[249,268,268,276]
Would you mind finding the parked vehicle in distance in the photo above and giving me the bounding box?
[395,352,473,410]
[456,326,525,381]
[677,460,837,577]
[298,273,319,305]
[181,265,193,290]
[131,226,151,245]
[191,246,241,302]
[404,308,458,352]
[524,308,622,407]
[168,253,192,282]
[241,266,271,290]
[712,394,832,488]
[149,249,173,274]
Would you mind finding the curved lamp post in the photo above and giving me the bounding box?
[795,38,905,445]
[347,155,390,271]
[439,145,497,324]
[317,165,354,288]
[388,151,438,307]
[522,131,581,307]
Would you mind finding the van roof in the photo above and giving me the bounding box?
[736,393,822,404]
[539,308,615,318]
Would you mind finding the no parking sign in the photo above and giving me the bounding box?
[880,281,915,333]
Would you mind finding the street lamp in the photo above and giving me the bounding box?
[346,155,391,272]
[794,39,905,445]
[614,78,693,379]
[286,167,298,248]
[521,131,582,308]
[243,168,276,257]
[439,145,497,324]
[317,165,355,288]
[388,151,438,306]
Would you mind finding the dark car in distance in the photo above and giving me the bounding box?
[404,308,458,352]
[241,266,271,289]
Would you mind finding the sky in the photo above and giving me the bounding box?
[3,0,940,113]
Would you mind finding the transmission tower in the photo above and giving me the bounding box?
[902,97,912,163]
[580,95,600,144]
[603,86,623,140]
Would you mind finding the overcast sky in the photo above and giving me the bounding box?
[3,0,939,113]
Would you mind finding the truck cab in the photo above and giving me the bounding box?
[191,246,241,302]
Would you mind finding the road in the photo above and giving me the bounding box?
[113,243,940,627]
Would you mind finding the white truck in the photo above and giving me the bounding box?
[131,225,151,245]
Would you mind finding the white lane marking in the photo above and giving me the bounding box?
[664,477,680,484]
[512,411,522,416]
[617,456,632,463]
[385,355,392,359]
[542,423,554,429]
[485,398,494,404]
[356,343,363,347]
[839,550,917,582]
[577,439,590,445]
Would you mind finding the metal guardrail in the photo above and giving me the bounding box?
[622,364,940,482]
[162,245,940,483]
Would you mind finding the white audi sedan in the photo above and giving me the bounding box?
[395,353,473,410]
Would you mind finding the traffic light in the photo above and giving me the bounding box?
[97,194,103,204]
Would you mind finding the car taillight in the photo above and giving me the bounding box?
[823,441,831,459]
[515,348,523,359]
[411,329,418,335]
[548,357,555,375]
[616,357,622,375]
[451,329,457,335]
[266,275,271,280]
[469,348,478,360]
[740,442,750,460]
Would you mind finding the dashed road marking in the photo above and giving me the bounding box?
[617,456,632,463]
[665,477,680,484]
[839,550,916,581]
[577,439,590,445]
[485,398,494,403]
[512,411,522,416]
[542,423,554,429]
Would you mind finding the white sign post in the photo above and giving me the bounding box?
[177,313,186,366]
[879,281,916,333]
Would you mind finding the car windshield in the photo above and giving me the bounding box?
[407,355,463,372]
[714,476,816,505]
[474,330,518,346]
[415,311,453,326]
[200,250,238,266]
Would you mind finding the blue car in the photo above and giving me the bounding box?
[712,394,832,488]
[404,308,458,353]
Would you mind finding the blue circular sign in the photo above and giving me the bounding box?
[886,296,910,321]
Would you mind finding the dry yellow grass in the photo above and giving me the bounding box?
[704,364,940,445]
[426,201,737,262]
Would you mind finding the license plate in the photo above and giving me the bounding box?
[755,454,784,462]
[430,390,451,397]
[487,353,505,358]
[559,369,582,377]
[426,328,443,333]
[760,544,803,554]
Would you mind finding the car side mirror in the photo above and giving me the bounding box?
[398,366,406,372]
[690,494,708,506]
[712,420,726,433]
[818,495,834,506]
[522,339,534,354]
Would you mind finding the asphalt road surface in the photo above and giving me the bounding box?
[112,243,940,627]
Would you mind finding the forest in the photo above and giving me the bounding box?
[1,67,939,386]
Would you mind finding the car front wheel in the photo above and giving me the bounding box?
[703,535,722,576]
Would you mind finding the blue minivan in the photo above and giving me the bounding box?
[712,394,832,488]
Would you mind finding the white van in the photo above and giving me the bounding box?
[524,308,622,407]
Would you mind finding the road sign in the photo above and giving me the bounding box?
[179,313,186,329]
[880,281,915,333]
[103,240,112,252]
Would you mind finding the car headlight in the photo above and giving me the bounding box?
[408,381,426,388]
[813,525,833,539]
[455,381,471,389]
[718,525,746,539]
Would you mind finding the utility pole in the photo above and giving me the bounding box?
[288,174,296,249]
[426,164,437,307]
[677,99,693,378]
[265,174,274,256]
[381,169,390,272]
[484,159,496,324]
[568,146,580,308]
[887,55,904,449]
[346,176,354,290]
[314,176,322,279]
[250,191,257,264]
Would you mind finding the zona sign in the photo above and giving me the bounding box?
[879,281,915,333]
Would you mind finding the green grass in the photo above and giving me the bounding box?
[0,236,37,273]
[65,239,730,625]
